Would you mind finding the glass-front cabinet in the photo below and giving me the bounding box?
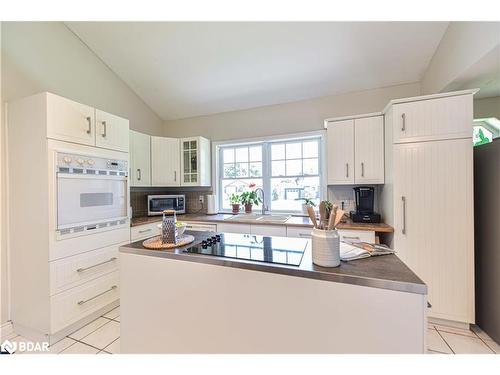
[180,136,211,186]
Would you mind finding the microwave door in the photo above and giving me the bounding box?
[57,174,128,229]
[150,198,176,213]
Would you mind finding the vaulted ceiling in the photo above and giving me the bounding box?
[66,22,449,120]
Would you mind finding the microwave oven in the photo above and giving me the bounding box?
[148,194,186,216]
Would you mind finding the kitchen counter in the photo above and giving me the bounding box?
[120,230,426,353]
[130,213,394,233]
[121,230,424,294]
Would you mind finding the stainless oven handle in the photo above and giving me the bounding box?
[57,173,127,181]
[77,257,117,273]
[77,285,117,305]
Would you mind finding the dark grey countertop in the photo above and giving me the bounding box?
[120,230,426,295]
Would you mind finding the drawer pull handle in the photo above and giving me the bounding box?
[343,236,360,240]
[401,113,406,131]
[138,228,152,234]
[86,116,92,134]
[77,285,117,305]
[77,257,117,273]
[101,121,107,138]
[298,233,312,238]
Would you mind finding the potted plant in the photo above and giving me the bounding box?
[240,184,262,213]
[298,198,316,215]
[230,193,241,214]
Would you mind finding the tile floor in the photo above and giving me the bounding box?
[3,307,499,354]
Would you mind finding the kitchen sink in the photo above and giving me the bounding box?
[224,214,291,223]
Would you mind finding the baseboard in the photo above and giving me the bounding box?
[0,321,14,340]
[428,317,470,330]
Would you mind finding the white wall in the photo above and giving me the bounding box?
[0,21,7,327]
[474,96,500,119]
[1,22,163,135]
[163,82,421,141]
[421,22,500,94]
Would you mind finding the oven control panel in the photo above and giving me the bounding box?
[57,152,128,172]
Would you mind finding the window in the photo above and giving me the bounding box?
[218,136,322,213]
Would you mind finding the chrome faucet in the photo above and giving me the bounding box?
[254,188,268,215]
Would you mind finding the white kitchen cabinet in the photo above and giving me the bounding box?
[392,138,474,323]
[180,136,211,186]
[354,116,384,184]
[130,130,151,187]
[95,109,130,152]
[327,119,355,184]
[216,223,251,234]
[46,92,96,146]
[392,94,473,144]
[151,136,180,186]
[130,222,159,241]
[326,115,384,185]
[286,226,313,239]
[251,224,287,237]
[338,230,375,244]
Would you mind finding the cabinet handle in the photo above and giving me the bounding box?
[298,233,312,238]
[401,196,406,234]
[401,113,406,132]
[174,171,177,181]
[361,162,365,177]
[101,121,107,138]
[77,257,117,273]
[86,116,92,134]
[343,236,360,240]
[77,285,117,305]
[138,228,152,234]
[346,163,349,178]
[137,169,141,181]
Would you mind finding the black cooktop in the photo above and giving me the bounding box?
[183,233,307,266]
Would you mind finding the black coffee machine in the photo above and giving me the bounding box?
[350,187,381,223]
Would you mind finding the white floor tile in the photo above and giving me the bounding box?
[60,342,99,354]
[434,324,476,338]
[80,320,120,350]
[427,328,453,354]
[440,332,494,354]
[68,317,110,341]
[49,337,77,353]
[427,349,448,354]
[103,306,120,320]
[97,350,111,354]
[103,338,120,354]
[113,315,120,322]
[483,339,500,354]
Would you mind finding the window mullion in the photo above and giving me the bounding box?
[262,142,271,213]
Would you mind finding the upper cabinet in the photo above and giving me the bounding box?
[46,92,129,152]
[180,136,211,186]
[130,130,151,187]
[391,94,473,144]
[326,115,384,185]
[151,136,180,186]
[327,119,355,184]
[95,109,129,152]
[46,93,96,146]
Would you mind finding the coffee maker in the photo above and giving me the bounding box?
[350,187,381,223]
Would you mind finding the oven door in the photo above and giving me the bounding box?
[57,173,128,229]
[149,197,179,215]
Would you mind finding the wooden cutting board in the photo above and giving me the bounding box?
[142,234,195,250]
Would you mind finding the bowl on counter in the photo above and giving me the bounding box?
[157,221,187,236]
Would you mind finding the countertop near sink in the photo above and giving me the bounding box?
[130,213,394,233]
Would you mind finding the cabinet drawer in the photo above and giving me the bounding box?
[51,271,119,334]
[50,244,122,295]
[286,226,313,238]
[251,224,287,237]
[338,230,375,243]
[216,223,251,234]
[131,222,159,241]
[184,222,217,232]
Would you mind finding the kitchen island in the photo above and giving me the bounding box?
[119,231,427,354]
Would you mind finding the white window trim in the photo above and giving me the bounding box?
[212,130,327,214]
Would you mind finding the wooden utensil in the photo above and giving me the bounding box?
[334,209,345,228]
[307,205,318,229]
[319,201,326,229]
[327,205,338,230]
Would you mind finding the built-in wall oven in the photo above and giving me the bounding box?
[148,194,186,216]
[56,152,129,238]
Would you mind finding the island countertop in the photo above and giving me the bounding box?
[120,230,425,295]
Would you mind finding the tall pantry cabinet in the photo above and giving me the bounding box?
[381,90,476,324]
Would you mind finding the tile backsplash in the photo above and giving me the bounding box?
[327,185,381,213]
[130,187,213,217]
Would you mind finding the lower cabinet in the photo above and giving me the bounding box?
[130,222,159,241]
[287,226,375,243]
[216,223,251,234]
[251,224,287,237]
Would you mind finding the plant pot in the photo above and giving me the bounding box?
[311,228,340,268]
[231,204,240,214]
[244,204,253,213]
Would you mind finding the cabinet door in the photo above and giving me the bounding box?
[95,109,129,152]
[151,136,180,186]
[393,139,474,323]
[392,94,473,144]
[46,93,95,146]
[354,116,384,184]
[216,223,251,234]
[327,119,355,184]
[181,138,200,186]
[129,130,151,186]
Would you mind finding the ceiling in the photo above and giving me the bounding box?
[66,22,449,120]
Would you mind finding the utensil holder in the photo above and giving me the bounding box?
[311,228,340,267]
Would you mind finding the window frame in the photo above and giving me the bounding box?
[214,131,326,214]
